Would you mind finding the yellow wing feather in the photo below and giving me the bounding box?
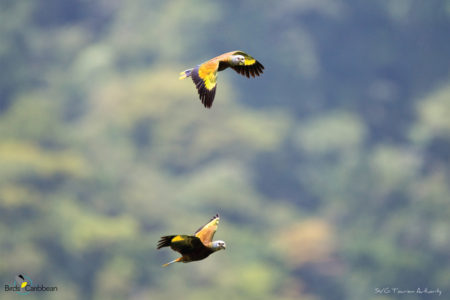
[198,60,219,90]
[244,58,256,65]
[190,61,219,108]
[171,235,185,242]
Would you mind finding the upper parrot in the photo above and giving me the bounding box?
[157,214,226,267]
[179,51,264,108]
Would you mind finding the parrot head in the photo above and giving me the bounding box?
[211,240,227,251]
[230,55,246,66]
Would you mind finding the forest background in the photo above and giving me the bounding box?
[1,1,449,299]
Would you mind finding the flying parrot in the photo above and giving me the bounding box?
[179,51,264,108]
[157,214,226,267]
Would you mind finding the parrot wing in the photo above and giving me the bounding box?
[191,60,220,108]
[229,51,265,78]
[194,214,220,246]
[157,235,204,255]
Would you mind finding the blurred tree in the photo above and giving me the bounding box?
[0,1,449,300]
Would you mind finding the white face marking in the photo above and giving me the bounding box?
[232,55,245,66]
[212,240,227,250]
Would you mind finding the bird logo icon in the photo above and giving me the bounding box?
[14,274,32,295]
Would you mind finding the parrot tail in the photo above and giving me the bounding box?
[157,235,176,249]
[162,257,182,267]
[179,68,193,80]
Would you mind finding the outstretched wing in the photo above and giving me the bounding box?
[230,51,264,78]
[157,235,204,255]
[194,214,220,246]
[191,60,220,108]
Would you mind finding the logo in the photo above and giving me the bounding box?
[375,287,442,297]
[4,274,58,295]
[14,274,32,295]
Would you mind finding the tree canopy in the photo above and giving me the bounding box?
[1,1,449,299]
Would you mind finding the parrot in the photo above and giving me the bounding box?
[157,214,226,266]
[179,51,264,108]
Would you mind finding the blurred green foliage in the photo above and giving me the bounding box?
[0,0,449,299]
